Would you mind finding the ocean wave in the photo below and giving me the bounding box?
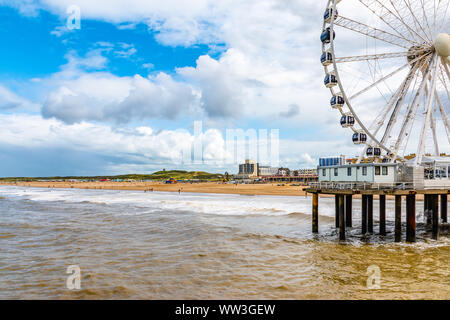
[0,186,340,218]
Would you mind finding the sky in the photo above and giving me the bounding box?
[0,0,447,177]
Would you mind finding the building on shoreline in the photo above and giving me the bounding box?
[236,159,318,183]
[237,159,259,179]
[258,166,279,177]
[315,156,450,189]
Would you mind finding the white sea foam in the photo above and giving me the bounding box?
[0,186,428,221]
[0,186,338,217]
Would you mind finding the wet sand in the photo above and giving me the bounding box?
[0,181,425,200]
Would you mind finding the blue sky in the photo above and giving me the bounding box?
[0,6,214,87]
[0,0,446,177]
[0,0,340,177]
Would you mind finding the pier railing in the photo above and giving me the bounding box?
[308,182,417,191]
[308,181,450,191]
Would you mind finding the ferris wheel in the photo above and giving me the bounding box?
[321,0,450,165]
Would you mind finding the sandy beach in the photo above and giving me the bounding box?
[0,181,312,196]
[0,181,426,200]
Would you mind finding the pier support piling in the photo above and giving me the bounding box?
[312,193,319,234]
[362,195,368,235]
[339,195,345,241]
[441,194,448,223]
[306,185,446,243]
[395,195,402,242]
[335,195,339,228]
[431,195,439,240]
[368,195,374,234]
[345,195,352,228]
[425,195,431,226]
[406,194,416,243]
[379,195,386,236]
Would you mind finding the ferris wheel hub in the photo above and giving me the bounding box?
[407,45,431,66]
[434,33,450,57]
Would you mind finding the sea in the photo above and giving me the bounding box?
[0,186,448,299]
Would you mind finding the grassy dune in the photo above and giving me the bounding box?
[0,170,224,182]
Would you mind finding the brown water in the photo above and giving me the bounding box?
[0,186,448,299]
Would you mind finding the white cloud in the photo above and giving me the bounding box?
[50,26,74,37]
[0,113,193,164]
[0,0,40,16]
[178,52,245,118]
[279,104,300,118]
[177,47,332,126]
[0,85,40,112]
[42,72,197,124]
[142,63,155,71]
[1,0,448,175]
[5,1,333,126]
[113,43,137,58]
[39,46,329,125]
[0,113,350,174]
[35,50,197,124]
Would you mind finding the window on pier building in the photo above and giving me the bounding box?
[362,167,367,176]
[334,168,338,176]
[375,166,381,175]
[322,169,326,176]
[382,166,388,175]
[347,167,352,176]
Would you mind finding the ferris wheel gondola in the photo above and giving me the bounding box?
[330,93,345,108]
[366,147,382,157]
[340,114,355,128]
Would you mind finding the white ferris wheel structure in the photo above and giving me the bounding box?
[321,0,450,166]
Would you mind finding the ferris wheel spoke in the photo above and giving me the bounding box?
[372,84,405,134]
[416,53,440,165]
[356,65,418,163]
[418,0,435,39]
[425,84,441,156]
[437,62,450,101]
[347,56,424,102]
[334,15,414,49]
[433,0,436,33]
[390,54,436,161]
[430,112,440,156]
[380,63,420,146]
[440,0,450,33]
[439,73,450,100]
[348,52,430,101]
[433,0,449,34]
[348,64,408,101]
[335,51,411,63]
[403,0,433,42]
[391,0,433,42]
[358,0,429,44]
[442,56,450,81]
[435,90,450,143]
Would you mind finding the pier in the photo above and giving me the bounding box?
[306,184,449,242]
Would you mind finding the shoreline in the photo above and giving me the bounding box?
[0,181,426,200]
